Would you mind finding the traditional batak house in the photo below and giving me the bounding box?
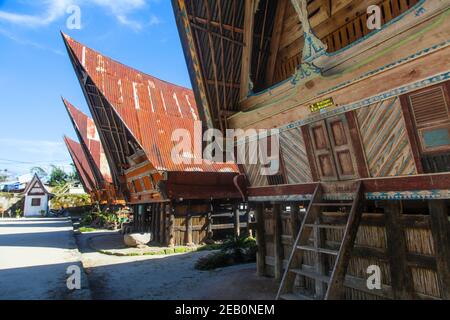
[62,98,122,205]
[173,0,450,299]
[62,34,247,246]
[64,136,97,197]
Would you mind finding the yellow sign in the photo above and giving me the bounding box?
[309,98,334,113]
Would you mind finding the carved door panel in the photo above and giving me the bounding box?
[309,116,358,181]
[326,116,358,180]
[309,121,338,181]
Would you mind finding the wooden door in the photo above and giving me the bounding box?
[309,121,339,181]
[309,116,358,181]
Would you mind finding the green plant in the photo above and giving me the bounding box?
[79,227,97,233]
[15,208,22,218]
[39,210,46,217]
[195,236,257,270]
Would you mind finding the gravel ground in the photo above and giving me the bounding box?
[77,231,278,300]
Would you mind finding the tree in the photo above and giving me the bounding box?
[30,167,48,180]
[0,169,8,182]
[68,163,81,184]
[48,165,69,187]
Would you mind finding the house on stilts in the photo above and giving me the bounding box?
[62,34,248,246]
[172,0,450,299]
[63,98,123,205]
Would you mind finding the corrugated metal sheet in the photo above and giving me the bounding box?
[63,98,113,183]
[63,34,238,174]
[63,136,96,194]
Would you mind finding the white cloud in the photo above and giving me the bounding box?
[0,27,64,55]
[0,0,75,27]
[0,0,159,31]
[148,14,161,26]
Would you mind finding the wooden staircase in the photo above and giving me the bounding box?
[276,181,365,300]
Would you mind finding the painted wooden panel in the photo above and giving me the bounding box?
[356,98,417,177]
[243,163,269,187]
[279,128,313,184]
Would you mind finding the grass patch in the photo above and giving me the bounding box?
[195,236,257,270]
[98,245,201,257]
[79,227,97,233]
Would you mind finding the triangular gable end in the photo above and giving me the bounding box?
[62,98,112,185]
[64,136,96,194]
[24,174,50,196]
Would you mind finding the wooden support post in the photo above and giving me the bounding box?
[247,205,253,238]
[314,213,327,299]
[428,200,450,299]
[273,203,283,281]
[234,202,240,238]
[255,203,266,276]
[152,204,157,239]
[156,204,161,243]
[384,201,414,299]
[207,209,213,241]
[186,214,193,246]
[160,203,166,246]
[168,204,175,247]
[290,202,300,238]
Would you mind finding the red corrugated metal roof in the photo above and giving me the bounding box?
[64,136,96,194]
[63,34,238,173]
[63,98,113,183]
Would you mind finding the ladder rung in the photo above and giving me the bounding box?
[304,224,346,230]
[279,293,314,301]
[290,268,330,283]
[297,245,339,256]
[313,202,353,207]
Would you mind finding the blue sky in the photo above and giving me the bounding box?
[0,0,192,178]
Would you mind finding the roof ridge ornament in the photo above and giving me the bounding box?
[290,0,328,64]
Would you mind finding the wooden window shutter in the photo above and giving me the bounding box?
[409,86,450,127]
[407,84,450,155]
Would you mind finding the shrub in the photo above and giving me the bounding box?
[194,236,257,270]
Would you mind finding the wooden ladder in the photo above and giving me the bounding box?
[276,181,365,300]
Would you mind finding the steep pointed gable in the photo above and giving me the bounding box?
[62,98,112,183]
[64,136,96,194]
[63,33,238,173]
[24,174,51,196]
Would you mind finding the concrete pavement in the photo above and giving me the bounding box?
[0,218,90,300]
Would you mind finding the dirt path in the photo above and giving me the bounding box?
[77,232,278,300]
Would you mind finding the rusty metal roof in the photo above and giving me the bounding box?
[63,34,238,173]
[63,136,96,194]
[63,98,113,184]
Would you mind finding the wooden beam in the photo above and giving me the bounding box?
[265,0,288,87]
[255,203,266,276]
[428,200,450,299]
[384,201,414,299]
[240,0,256,100]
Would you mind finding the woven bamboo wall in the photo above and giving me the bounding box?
[258,202,447,300]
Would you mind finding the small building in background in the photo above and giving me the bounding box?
[23,174,52,217]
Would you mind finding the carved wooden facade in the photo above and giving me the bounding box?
[173,0,450,299]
